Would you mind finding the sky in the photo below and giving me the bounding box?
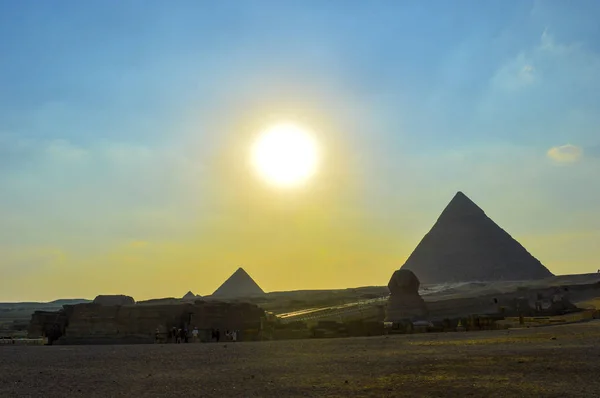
[1,0,599,302]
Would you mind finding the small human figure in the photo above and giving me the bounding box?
[232,330,237,342]
[192,327,199,342]
[183,329,188,343]
[155,328,160,344]
[216,329,221,342]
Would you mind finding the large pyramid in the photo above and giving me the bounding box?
[212,267,265,298]
[400,192,553,284]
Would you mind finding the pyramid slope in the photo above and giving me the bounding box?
[182,291,198,300]
[400,192,554,284]
[212,267,265,298]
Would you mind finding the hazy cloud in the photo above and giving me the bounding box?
[129,240,149,248]
[540,29,580,55]
[547,144,583,163]
[490,53,537,91]
[0,246,67,278]
[587,144,600,158]
[488,28,600,97]
[0,136,211,251]
[521,64,535,74]
[45,139,89,162]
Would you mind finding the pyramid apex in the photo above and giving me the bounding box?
[451,191,473,202]
[438,191,484,221]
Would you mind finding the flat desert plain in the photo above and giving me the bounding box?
[2,321,600,397]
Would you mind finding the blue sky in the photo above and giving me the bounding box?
[1,1,599,301]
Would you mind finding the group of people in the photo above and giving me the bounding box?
[169,327,193,343]
[154,326,239,343]
[210,328,238,342]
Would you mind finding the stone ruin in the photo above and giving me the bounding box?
[401,191,554,284]
[496,287,580,316]
[93,295,135,306]
[28,300,268,344]
[28,310,69,344]
[385,269,428,322]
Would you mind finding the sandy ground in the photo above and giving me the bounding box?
[2,322,600,398]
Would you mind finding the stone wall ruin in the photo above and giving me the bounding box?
[28,300,267,344]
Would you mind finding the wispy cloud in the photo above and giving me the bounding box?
[490,53,537,91]
[489,28,600,93]
[539,29,580,55]
[547,144,583,163]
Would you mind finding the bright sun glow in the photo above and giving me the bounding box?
[251,123,319,187]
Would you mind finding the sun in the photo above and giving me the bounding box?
[251,123,319,187]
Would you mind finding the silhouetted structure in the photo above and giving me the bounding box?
[401,192,553,284]
[385,269,428,322]
[28,301,266,344]
[182,291,199,301]
[93,295,135,306]
[212,267,265,298]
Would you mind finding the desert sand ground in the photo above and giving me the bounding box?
[2,321,600,398]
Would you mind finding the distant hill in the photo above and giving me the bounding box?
[137,297,179,305]
[0,298,92,335]
[48,299,91,305]
[0,299,91,309]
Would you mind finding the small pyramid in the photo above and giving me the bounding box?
[212,267,265,298]
[400,191,554,284]
[182,291,198,301]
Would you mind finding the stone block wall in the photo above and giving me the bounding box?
[28,300,268,344]
[27,310,68,339]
